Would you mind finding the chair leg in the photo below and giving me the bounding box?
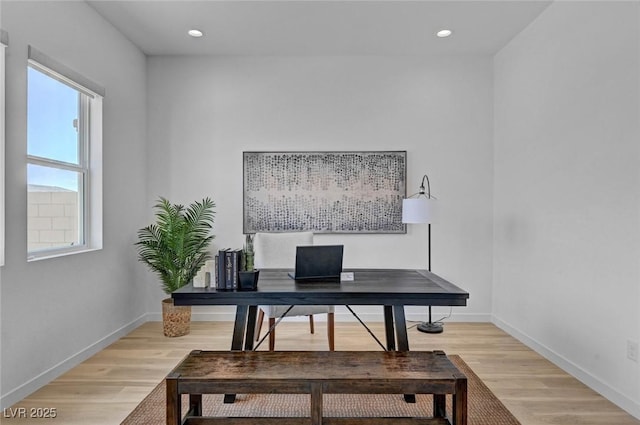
[255,309,265,341]
[309,315,315,334]
[328,312,335,351]
[268,317,276,351]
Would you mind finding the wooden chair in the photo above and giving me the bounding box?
[253,232,335,351]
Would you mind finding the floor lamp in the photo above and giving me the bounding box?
[402,174,443,334]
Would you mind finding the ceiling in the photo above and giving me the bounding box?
[87,0,552,56]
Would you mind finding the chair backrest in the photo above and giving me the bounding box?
[253,232,314,269]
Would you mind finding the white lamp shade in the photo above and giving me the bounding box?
[402,198,434,224]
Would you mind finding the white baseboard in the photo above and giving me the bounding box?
[492,315,640,420]
[0,314,148,410]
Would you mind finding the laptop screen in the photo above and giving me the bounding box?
[291,245,344,282]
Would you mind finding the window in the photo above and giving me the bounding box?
[27,47,103,260]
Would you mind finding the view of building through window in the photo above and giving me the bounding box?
[27,65,86,254]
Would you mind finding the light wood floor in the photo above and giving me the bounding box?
[3,321,639,425]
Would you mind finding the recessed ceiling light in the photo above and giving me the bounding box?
[436,29,453,38]
[188,29,204,38]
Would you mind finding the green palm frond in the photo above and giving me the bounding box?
[135,197,216,294]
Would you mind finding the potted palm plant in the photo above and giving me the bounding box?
[136,197,215,337]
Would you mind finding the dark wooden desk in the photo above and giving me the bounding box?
[172,269,469,353]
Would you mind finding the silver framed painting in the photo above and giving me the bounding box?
[243,151,407,234]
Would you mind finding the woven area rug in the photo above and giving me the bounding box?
[121,355,520,425]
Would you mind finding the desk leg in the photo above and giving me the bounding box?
[224,305,249,403]
[230,305,248,351]
[393,305,410,351]
[383,305,395,351]
[244,305,257,351]
[385,305,411,352]
[393,305,416,403]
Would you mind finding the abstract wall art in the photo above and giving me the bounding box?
[243,151,406,234]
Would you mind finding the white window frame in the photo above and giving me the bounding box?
[0,29,7,266]
[26,47,103,261]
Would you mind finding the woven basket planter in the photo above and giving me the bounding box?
[162,298,191,337]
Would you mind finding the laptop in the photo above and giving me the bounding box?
[288,245,344,282]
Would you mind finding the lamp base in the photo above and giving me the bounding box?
[417,321,443,334]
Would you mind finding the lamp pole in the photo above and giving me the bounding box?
[416,220,442,334]
[402,174,443,334]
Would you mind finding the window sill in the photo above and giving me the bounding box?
[27,246,102,262]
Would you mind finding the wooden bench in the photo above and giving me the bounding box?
[166,350,467,425]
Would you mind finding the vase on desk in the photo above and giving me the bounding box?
[238,270,259,291]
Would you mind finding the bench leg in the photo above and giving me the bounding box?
[453,378,468,425]
[189,394,202,417]
[166,378,180,425]
[433,394,446,418]
[310,382,323,425]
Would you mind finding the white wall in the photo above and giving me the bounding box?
[1,1,148,408]
[146,55,494,322]
[0,0,5,408]
[494,1,640,417]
